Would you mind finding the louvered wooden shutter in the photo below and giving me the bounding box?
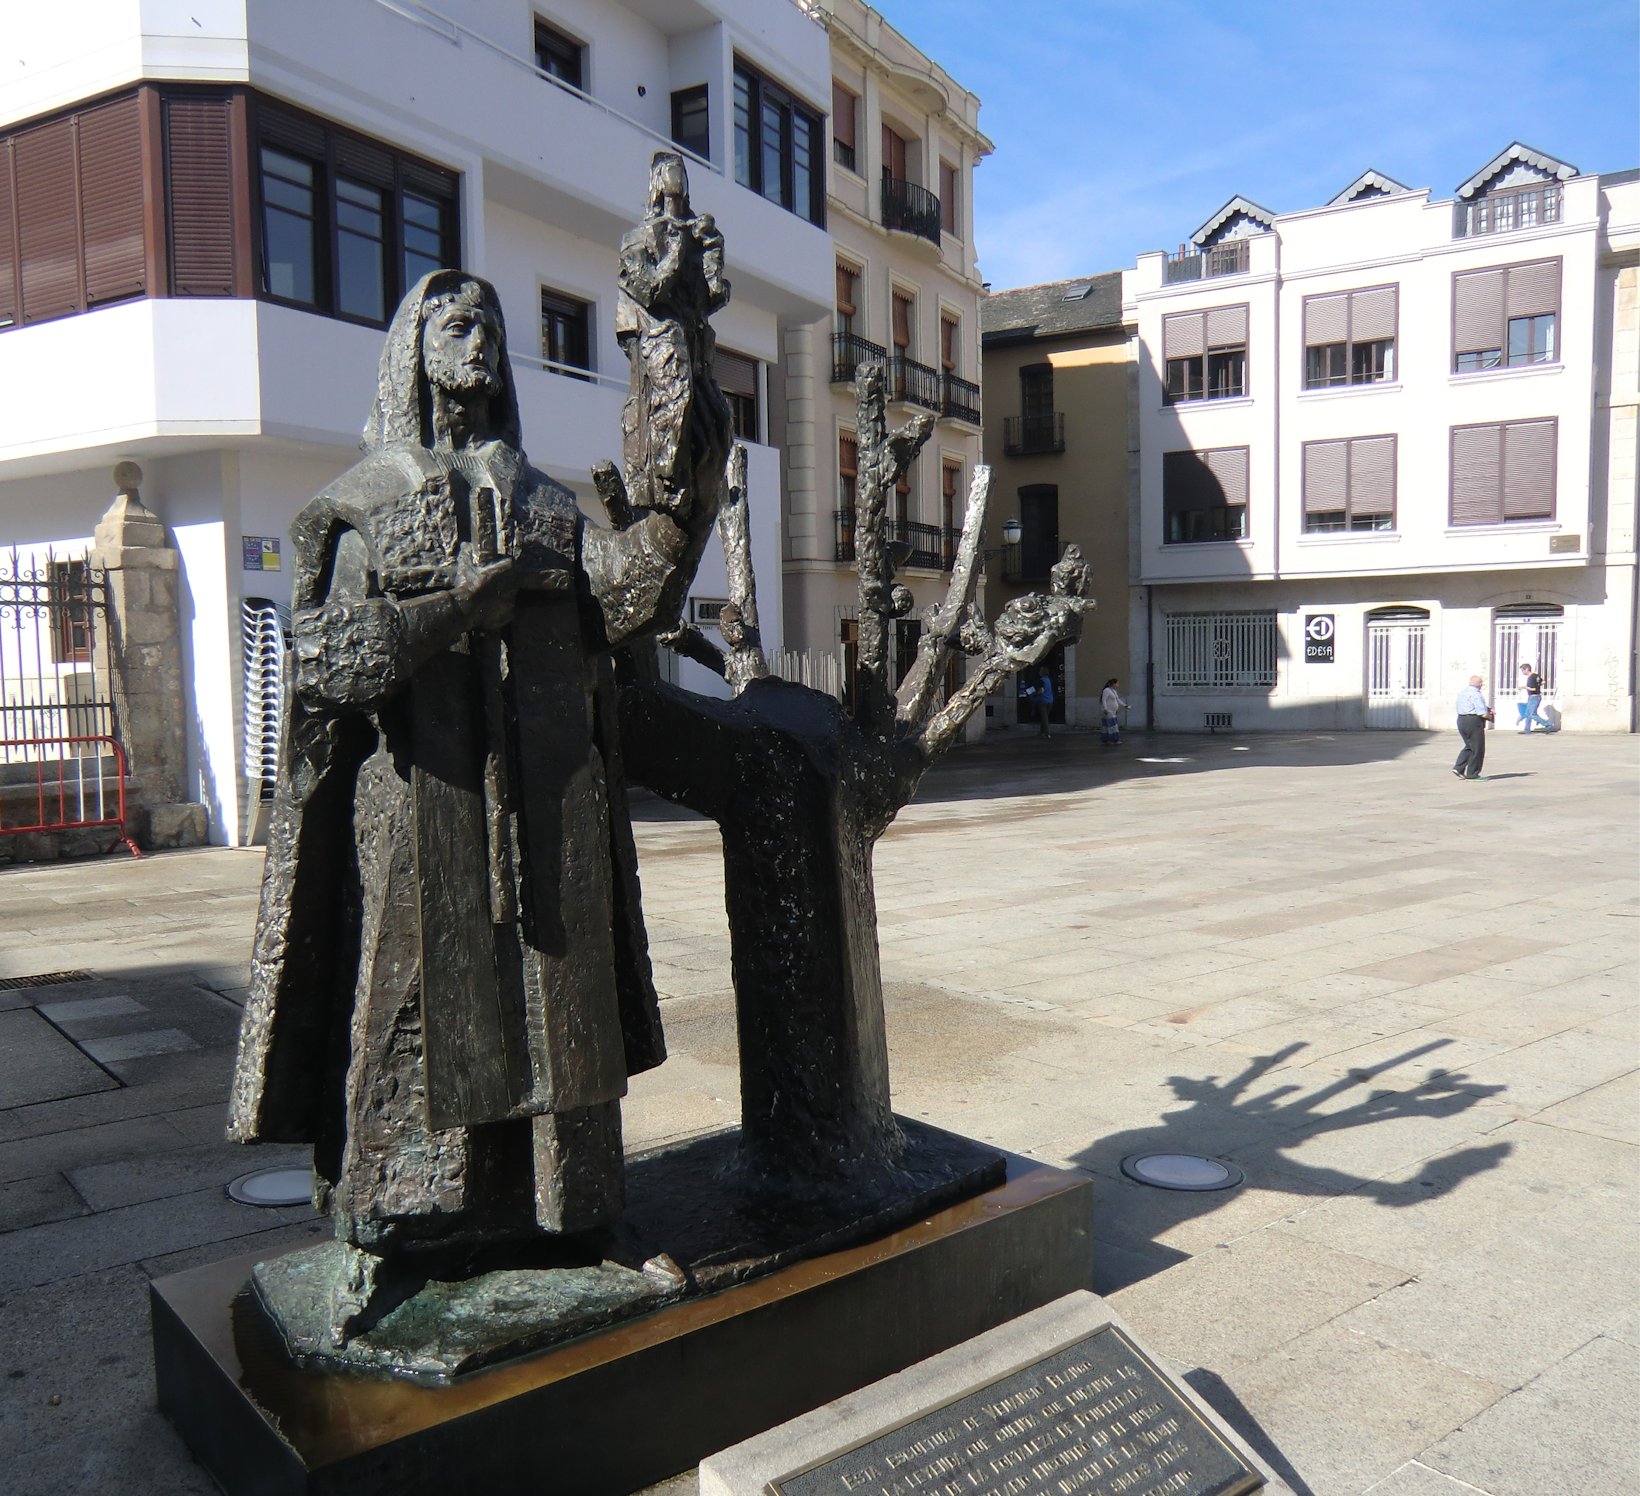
[715,346,757,399]
[940,314,957,371]
[882,125,906,181]
[835,262,855,316]
[832,82,855,152]
[891,291,912,350]
[1505,260,1559,319]
[1207,447,1249,510]
[15,119,81,323]
[1350,436,1396,517]
[1205,304,1247,347]
[1451,425,1502,525]
[1349,287,1396,342]
[839,432,857,478]
[1453,268,1505,353]
[335,132,393,189]
[1502,420,1555,519]
[1303,441,1348,515]
[1304,295,1347,346]
[165,96,235,297]
[260,104,325,159]
[78,94,145,306]
[1163,310,1204,358]
[0,143,15,326]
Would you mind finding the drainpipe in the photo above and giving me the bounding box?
[1145,585,1155,729]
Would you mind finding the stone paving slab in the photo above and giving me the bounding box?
[0,730,1636,1495]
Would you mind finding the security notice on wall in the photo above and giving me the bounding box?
[242,537,282,572]
[768,1326,1262,1496]
[1302,614,1334,664]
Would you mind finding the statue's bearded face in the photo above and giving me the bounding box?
[421,294,503,397]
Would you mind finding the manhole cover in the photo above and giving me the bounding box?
[1120,1153,1244,1192]
[226,1167,313,1207]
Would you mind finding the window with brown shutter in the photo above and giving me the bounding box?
[1163,304,1247,403]
[1302,285,1397,388]
[1453,259,1560,372]
[77,95,145,307]
[941,459,961,559]
[831,81,857,172]
[1163,447,1250,543]
[1449,418,1556,525]
[15,119,82,323]
[836,261,857,334]
[0,146,14,327]
[891,290,913,352]
[939,159,957,235]
[165,95,238,298]
[882,125,908,184]
[940,313,958,373]
[715,346,759,442]
[1302,435,1396,532]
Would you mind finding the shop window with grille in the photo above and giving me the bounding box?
[1453,259,1559,372]
[1164,612,1277,688]
[1303,286,1397,388]
[1302,435,1396,532]
[1450,419,1556,526]
[1163,447,1249,543]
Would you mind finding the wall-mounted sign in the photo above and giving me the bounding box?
[1304,613,1335,663]
[242,537,281,573]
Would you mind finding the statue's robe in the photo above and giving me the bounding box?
[227,440,674,1245]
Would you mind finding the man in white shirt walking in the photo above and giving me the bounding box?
[1453,675,1493,780]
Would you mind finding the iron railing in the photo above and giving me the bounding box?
[1164,239,1250,283]
[941,372,981,424]
[1003,412,1065,456]
[881,175,941,244]
[834,510,960,571]
[1,551,116,765]
[889,353,942,412]
[832,331,886,384]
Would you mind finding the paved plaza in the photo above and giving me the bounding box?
[1,727,1636,1495]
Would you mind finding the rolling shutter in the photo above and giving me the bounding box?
[1349,287,1396,342]
[77,94,146,306]
[891,291,912,350]
[835,261,856,317]
[334,132,394,190]
[165,96,236,297]
[1349,436,1396,518]
[1304,294,1347,346]
[1505,259,1559,319]
[1162,310,1203,359]
[1303,441,1347,515]
[1205,303,1247,347]
[0,144,15,326]
[15,118,81,323]
[1206,447,1249,510]
[1451,424,1502,525]
[1502,420,1555,519]
[831,82,855,154]
[259,102,325,159]
[1453,268,1505,354]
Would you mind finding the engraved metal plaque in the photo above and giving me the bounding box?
[769,1325,1261,1496]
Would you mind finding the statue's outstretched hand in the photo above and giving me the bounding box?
[454,549,519,633]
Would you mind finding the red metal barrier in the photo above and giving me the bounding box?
[0,735,141,858]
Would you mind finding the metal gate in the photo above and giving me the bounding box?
[1365,612,1430,729]
[1493,609,1561,717]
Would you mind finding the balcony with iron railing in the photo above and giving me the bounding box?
[832,331,886,384]
[880,176,941,245]
[889,353,942,412]
[1163,239,1250,283]
[1002,412,1065,456]
[834,510,961,571]
[941,372,981,425]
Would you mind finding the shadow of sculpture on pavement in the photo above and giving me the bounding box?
[1072,1041,1513,1294]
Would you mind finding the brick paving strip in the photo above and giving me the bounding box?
[1,730,1635,1495]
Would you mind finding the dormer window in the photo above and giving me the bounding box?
[1453,144,1576,238]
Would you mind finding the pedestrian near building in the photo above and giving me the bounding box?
[1100,678,1128,746]
[1517,664,1557,732]
[1453,674,1493,779]
[1022,666,1054,739]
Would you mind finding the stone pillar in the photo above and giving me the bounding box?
[91,461,206,848]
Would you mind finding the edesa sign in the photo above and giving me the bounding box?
[1304,614,1335,663]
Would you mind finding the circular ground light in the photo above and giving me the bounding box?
[226,1167,313,1207]
[1120,1153,1245,1192]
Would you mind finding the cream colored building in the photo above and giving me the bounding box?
[979,275,1134,729]
[774,0,992,694]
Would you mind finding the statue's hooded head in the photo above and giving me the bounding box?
[362,271,522,452]
[645,151,690,219]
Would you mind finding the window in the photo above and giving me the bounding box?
[939,159,958,235]
[1457,182,1562,238]
[1163,447,1249,543]
[533,18,585,92]
[1018,484,1059,581]
[836,261,858,336]
[891,290,914,355]
[1164,612,1277,688]
[1302,436,1396,533]
[882,125,908,185]
[1021,362,1052,419]
[1163,305,1247,403]
[940,313,959,374]
[1450,419,1557,526]
[540,287,591,377]
[832,81,857,172]
[837,431,858,560]
[733,59,824,226]
[1453,259,1559,372]
[942,460,962,568]
[716,346,759,442]
[50,559,94,663]
[670,86,709,161]
[254,103,458,326]
[1303,286,1396,389]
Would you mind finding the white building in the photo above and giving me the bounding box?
[775,0,991,695]
[0,0,835,844]
[1125,145,1639,733]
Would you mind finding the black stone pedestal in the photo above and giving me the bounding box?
[152,1149,1093,1496]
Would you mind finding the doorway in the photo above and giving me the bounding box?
[1364,608,1430,729]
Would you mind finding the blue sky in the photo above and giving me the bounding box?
[872,0,1640,290]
